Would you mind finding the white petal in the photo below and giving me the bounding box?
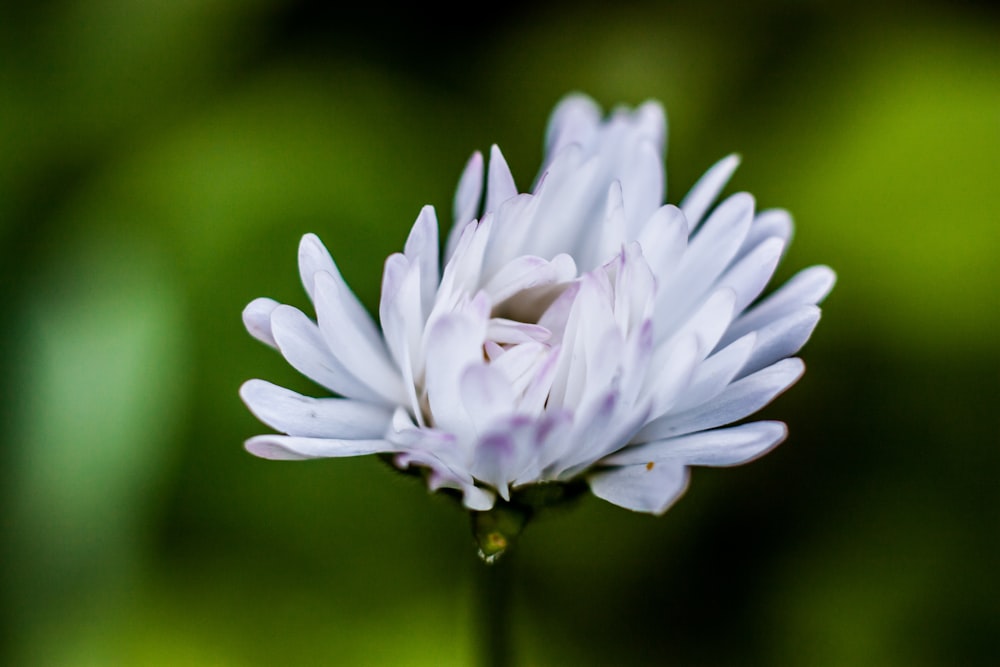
[485,144,518,215]
[423,311,486,440]
[608,421,787,467]
[269,304,386,405]
[313,271,404,404]
[672,332,756,412]
[543,93,602,161]
[453,151,484,228]
[658,192,755,332]
[726,265,836,342]
[245,434,394,460]
[486,319,551,345]
[645,333,701,417]
[637,357,805,442]
[403,205,440,320]
[663,287,737,359]
[592,181,627,269]
[243,297,280,348]
[461,364,515,435]
[637,205,688,284]
[737,208,793,262]
[612,242,656,336]
[740,306,821,377]
[619,139,664,239]
[588,461,690,514]
[717,236,785,315]
[240,379,393,439]
[484,253,576,305]
[680,153,741,229]
[297,233,338,302]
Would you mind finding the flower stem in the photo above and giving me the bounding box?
[477,551,514,667]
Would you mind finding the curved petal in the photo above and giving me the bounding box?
[679,153,741,229]
[739,305,822,378]
[725,265,836,342]
[245,434,395,461]
[240,379,393,439]
[298,233,339,303]
[313,271,405,404]
[269,304,387,405]
[242,297,280,349]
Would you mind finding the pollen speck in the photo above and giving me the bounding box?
[646,461,655,471]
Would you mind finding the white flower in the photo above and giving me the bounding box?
[241,93,835,520]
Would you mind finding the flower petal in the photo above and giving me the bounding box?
[544,93,602,160]
[453,150,484,228]
[298,233,338,303]
[740,305,822,378]
[737,208,793,262]
[717,236,785,314]
[679,153,741,229]
[245,435,394,461]
[725,265,836,343]
[636,357,805,442]
[608,421,787,467]
[242,297,280,348]
[313,270,405,404]
[672,332,756,412]
[657,192,755,333]
[269,304,387,404]
[637,205,688,284]
[240,379,393,439]
[588,461,690,514]
[485,144,518,216]
[404,205,440,320]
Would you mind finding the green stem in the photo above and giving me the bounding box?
[477,551,514,667]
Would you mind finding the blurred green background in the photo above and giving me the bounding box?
[1,1,997,665]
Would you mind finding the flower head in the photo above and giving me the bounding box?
[241,93,834,553]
